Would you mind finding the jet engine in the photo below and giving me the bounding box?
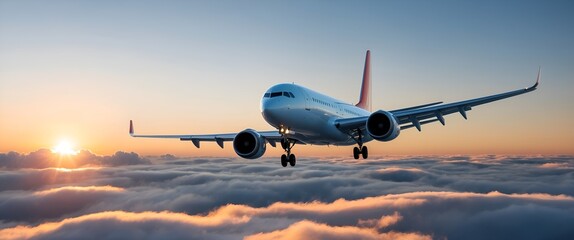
[366,110,400,141]
[233,129,267,159]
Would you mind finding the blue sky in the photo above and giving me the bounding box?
[1,0,573,155]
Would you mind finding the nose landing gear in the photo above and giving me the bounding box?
[280,138,296,167]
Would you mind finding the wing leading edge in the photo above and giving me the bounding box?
[335,68,540,133]
[129,120,282,148]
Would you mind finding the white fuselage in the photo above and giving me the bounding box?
[261,83,373,145]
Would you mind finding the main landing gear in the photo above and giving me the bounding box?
[353,130,368,159]
[353,145,368,159]
[280,138,296,167]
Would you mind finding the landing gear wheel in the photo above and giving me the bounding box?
[361,146,368,159]
[353,147,360,159]
[289,154,296,167]
[281,154,288,167]
[280,138,298,167]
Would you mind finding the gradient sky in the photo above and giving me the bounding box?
[1,0,573,156]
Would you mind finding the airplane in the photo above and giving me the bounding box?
[129,50,540,167]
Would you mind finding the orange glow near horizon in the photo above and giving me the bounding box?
[0,115,572,157]
[1,119,573,157]
[1,77,572,157]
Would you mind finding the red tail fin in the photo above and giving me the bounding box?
[356,50,371,112]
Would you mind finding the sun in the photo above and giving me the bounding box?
[52,140,79,155]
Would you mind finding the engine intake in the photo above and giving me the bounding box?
[233,129,267,159]
[366,110,400,141]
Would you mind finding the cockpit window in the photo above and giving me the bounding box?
[266,91,295,98]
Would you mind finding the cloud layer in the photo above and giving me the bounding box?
[0,149,149,169]
[1,152,573,239]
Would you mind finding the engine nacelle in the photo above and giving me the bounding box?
[366,110,400,141]
[233,129,267,159]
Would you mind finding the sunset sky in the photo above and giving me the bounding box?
[1,0,573,157]
[1,2,574,239]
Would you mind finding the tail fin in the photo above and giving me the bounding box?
[355,50,371,112]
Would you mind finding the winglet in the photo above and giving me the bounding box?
[527,66,541,90]
[129,120,134,136]
[356,50,372,112]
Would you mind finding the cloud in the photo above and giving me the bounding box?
[0,167,102,192]
[367,167,430,182]
[0,151,573,239]
[245,220,431,240]
[102,151,151,166]
[1,190,573,239]
[0,210,250,240]
[0,149,150,169]
[358,212,403,229]
[539,162,572,169]
[0,186,125,223]
[33,185,124,196]
[158,154,178,161]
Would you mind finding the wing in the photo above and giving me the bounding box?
[128,120,283,148]
[335,68,540,133]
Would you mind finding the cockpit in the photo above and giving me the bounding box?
[263,91,295,98]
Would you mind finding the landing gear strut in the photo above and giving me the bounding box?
[280,138,296,167]
[353,130,368,159]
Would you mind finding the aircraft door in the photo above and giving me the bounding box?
[302,88,311,111]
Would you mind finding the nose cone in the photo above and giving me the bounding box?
[261,99,283,125]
